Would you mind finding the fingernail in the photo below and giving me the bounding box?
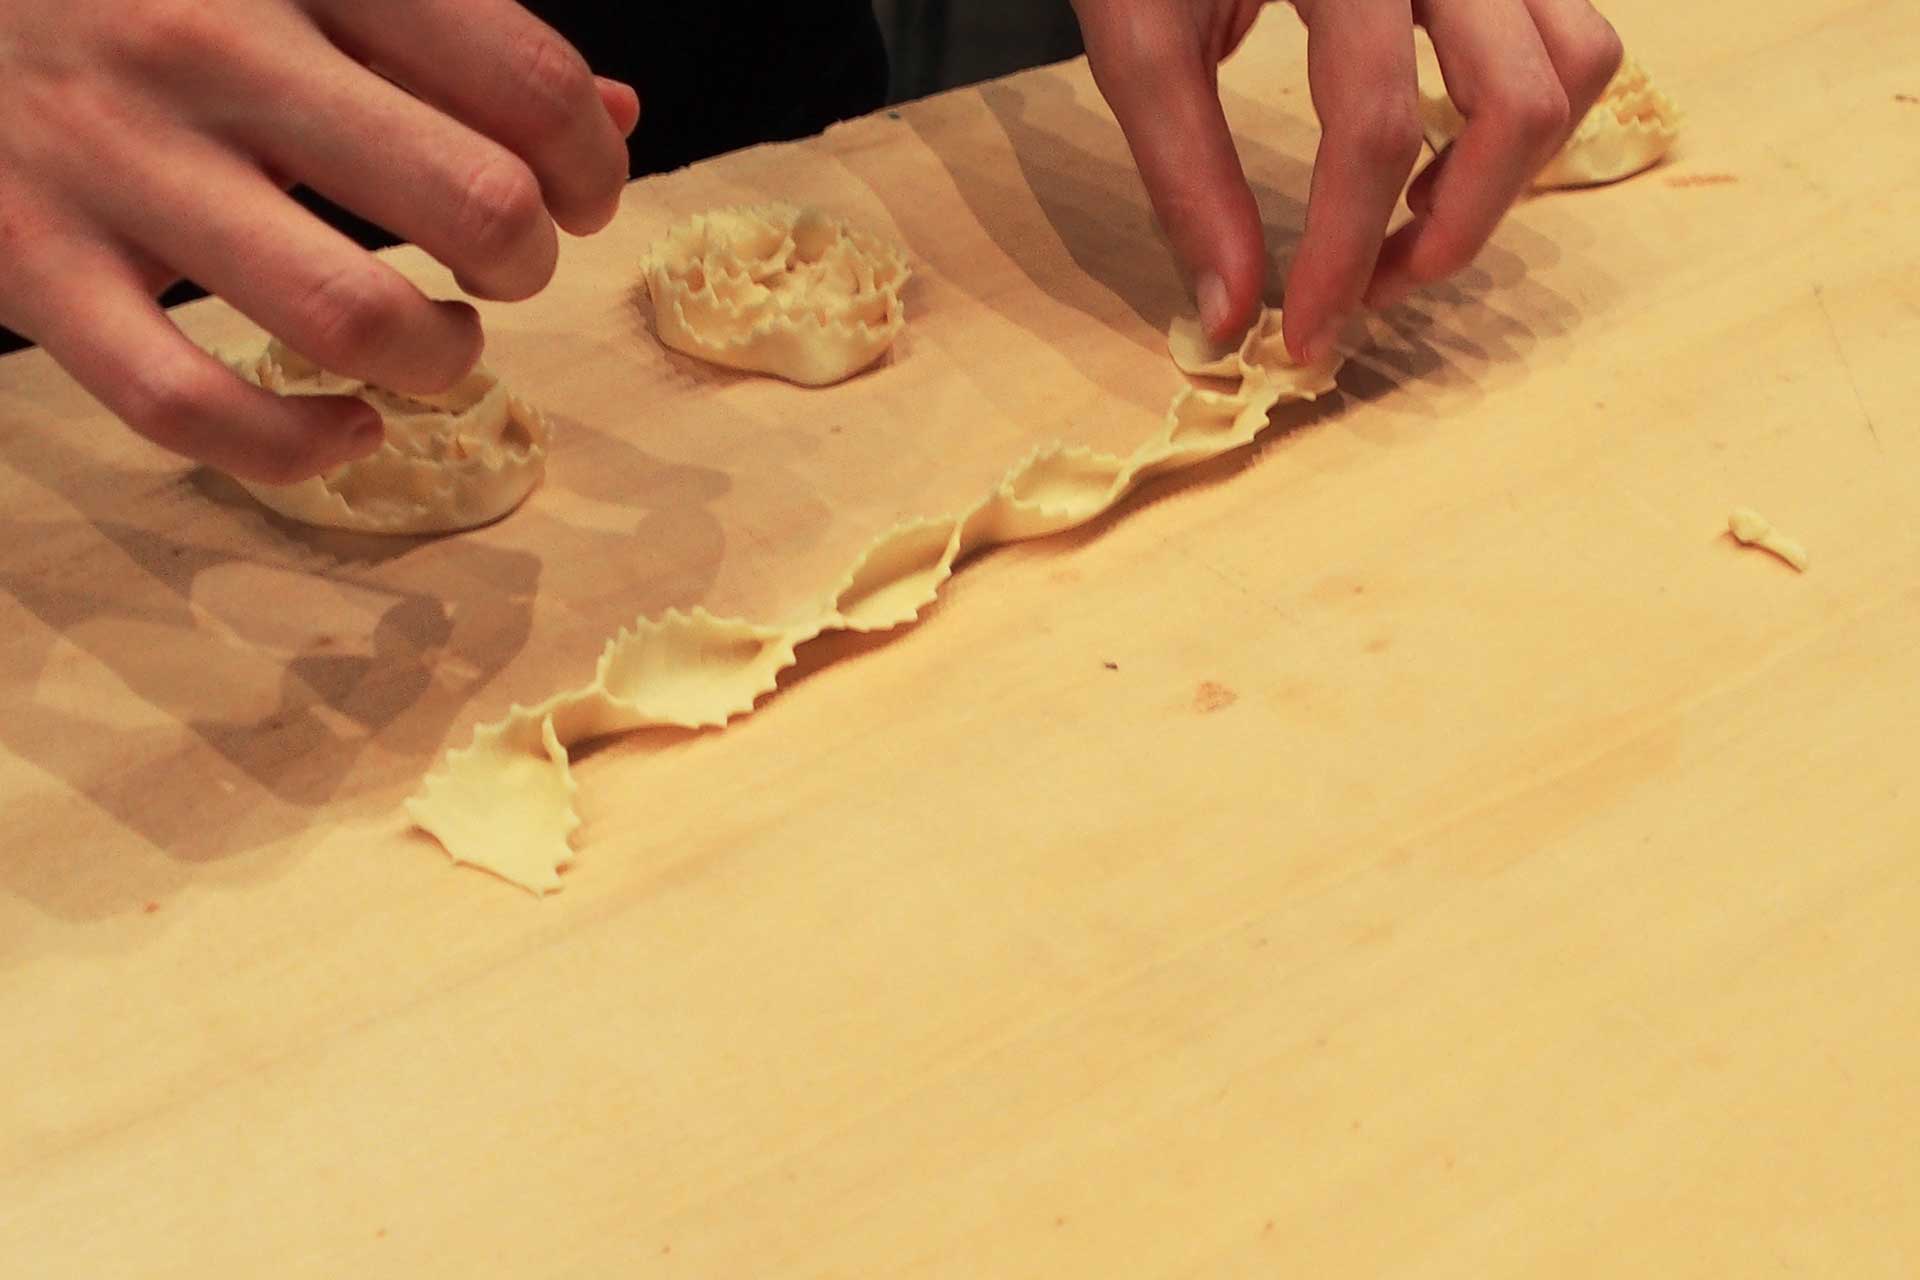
[1197,273,1230,338]
[340,410,385,462]
[1306,314,1347,367]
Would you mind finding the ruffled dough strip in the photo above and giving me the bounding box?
[408,307,1339,893]
[1420,55,1681,190]
[228,341,551,535]
[642,203,910,386]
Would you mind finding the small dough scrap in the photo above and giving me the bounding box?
[1421,56,1681,189]
[1728,506,1809,572]
[408,305,1339,893]
[228,341,550,535]
[642,203,910,386]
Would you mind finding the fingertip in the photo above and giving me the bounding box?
[1189,200,1267,344]
[244,394,386,484]
[1279,290,1315,364]
[552,185,624,239]
[430,298,487,378]
[1279,254,1329,363]
[595,77,642,138]
[341,400,387,460]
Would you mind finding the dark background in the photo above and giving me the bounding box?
[877,0,1084,102]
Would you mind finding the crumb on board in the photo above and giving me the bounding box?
[1728,506,1809,572]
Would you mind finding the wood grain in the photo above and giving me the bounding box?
[2,0,1916,1272]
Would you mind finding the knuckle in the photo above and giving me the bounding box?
[1349,98,1426,170]
[1497,79,1572,148]
[1577,21,1627,99]
[455,157,547,261]
[107,0,236,75]
[506,31,594,138]
[297,263,408,369]
[1084,10,1186,85]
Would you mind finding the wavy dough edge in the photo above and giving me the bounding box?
[408,307,1340,893]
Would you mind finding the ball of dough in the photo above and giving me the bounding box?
[228,340,551,535]
[642,203,910,386]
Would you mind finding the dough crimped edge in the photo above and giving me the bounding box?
[229,340,551,535]
[642,203,911,386]
[1420,55,1681,190]
[407,305,1339,893]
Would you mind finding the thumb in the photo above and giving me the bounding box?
[595,76,641,139]
[1081,15,1267,342]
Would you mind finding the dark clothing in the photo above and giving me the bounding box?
[315,1,889,247]
[538,2,889,176]
[1,3,887,354]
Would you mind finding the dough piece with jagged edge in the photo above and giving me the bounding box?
[407,306,1339,894]
[1728,507,1809,572]
[642,203,910,386]
[228,340,551,535]
[1420,55,1681,189]
[1169,307,1342,399]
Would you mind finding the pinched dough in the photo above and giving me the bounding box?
[642,203,910,386]
[408,306,1339,893]
[229,341,551,535]
[1420,56,1681,189]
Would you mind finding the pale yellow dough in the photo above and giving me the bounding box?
[229,341,551,535]
[1728,506,1809,572]
[407,306,1341,893]
[1420,56,1681,189]
[642,203,910,386]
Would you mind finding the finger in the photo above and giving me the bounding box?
[1518,0,1623,128]
[596,76,642,139]
[1365,0,1567,307]
[322,0,630,236]
[23,242,383,483]
[1280,0,1424,364]
[1404,143,1447,217]
[1074,3,1266,342]
[238,53,561,302]
[64,122,484,395]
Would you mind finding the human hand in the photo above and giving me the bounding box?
[0,0,640,482]
[1071,0,1621,364]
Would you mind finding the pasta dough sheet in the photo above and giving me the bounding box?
[408,308,1341,892]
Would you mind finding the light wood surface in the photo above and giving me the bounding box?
[3,0,1916,1272]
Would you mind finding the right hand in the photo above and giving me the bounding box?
[0,0,641,482]
[1072,0,1621,365]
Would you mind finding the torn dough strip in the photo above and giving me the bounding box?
[1420,55,1681,189]
[1728,506,1809,571]
[642,203,910,386]
[407,307,1340,893]
[228,341,551,535]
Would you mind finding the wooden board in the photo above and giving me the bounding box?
[3,0,1917,1271]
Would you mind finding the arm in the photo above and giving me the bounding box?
[0,0,639,482]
